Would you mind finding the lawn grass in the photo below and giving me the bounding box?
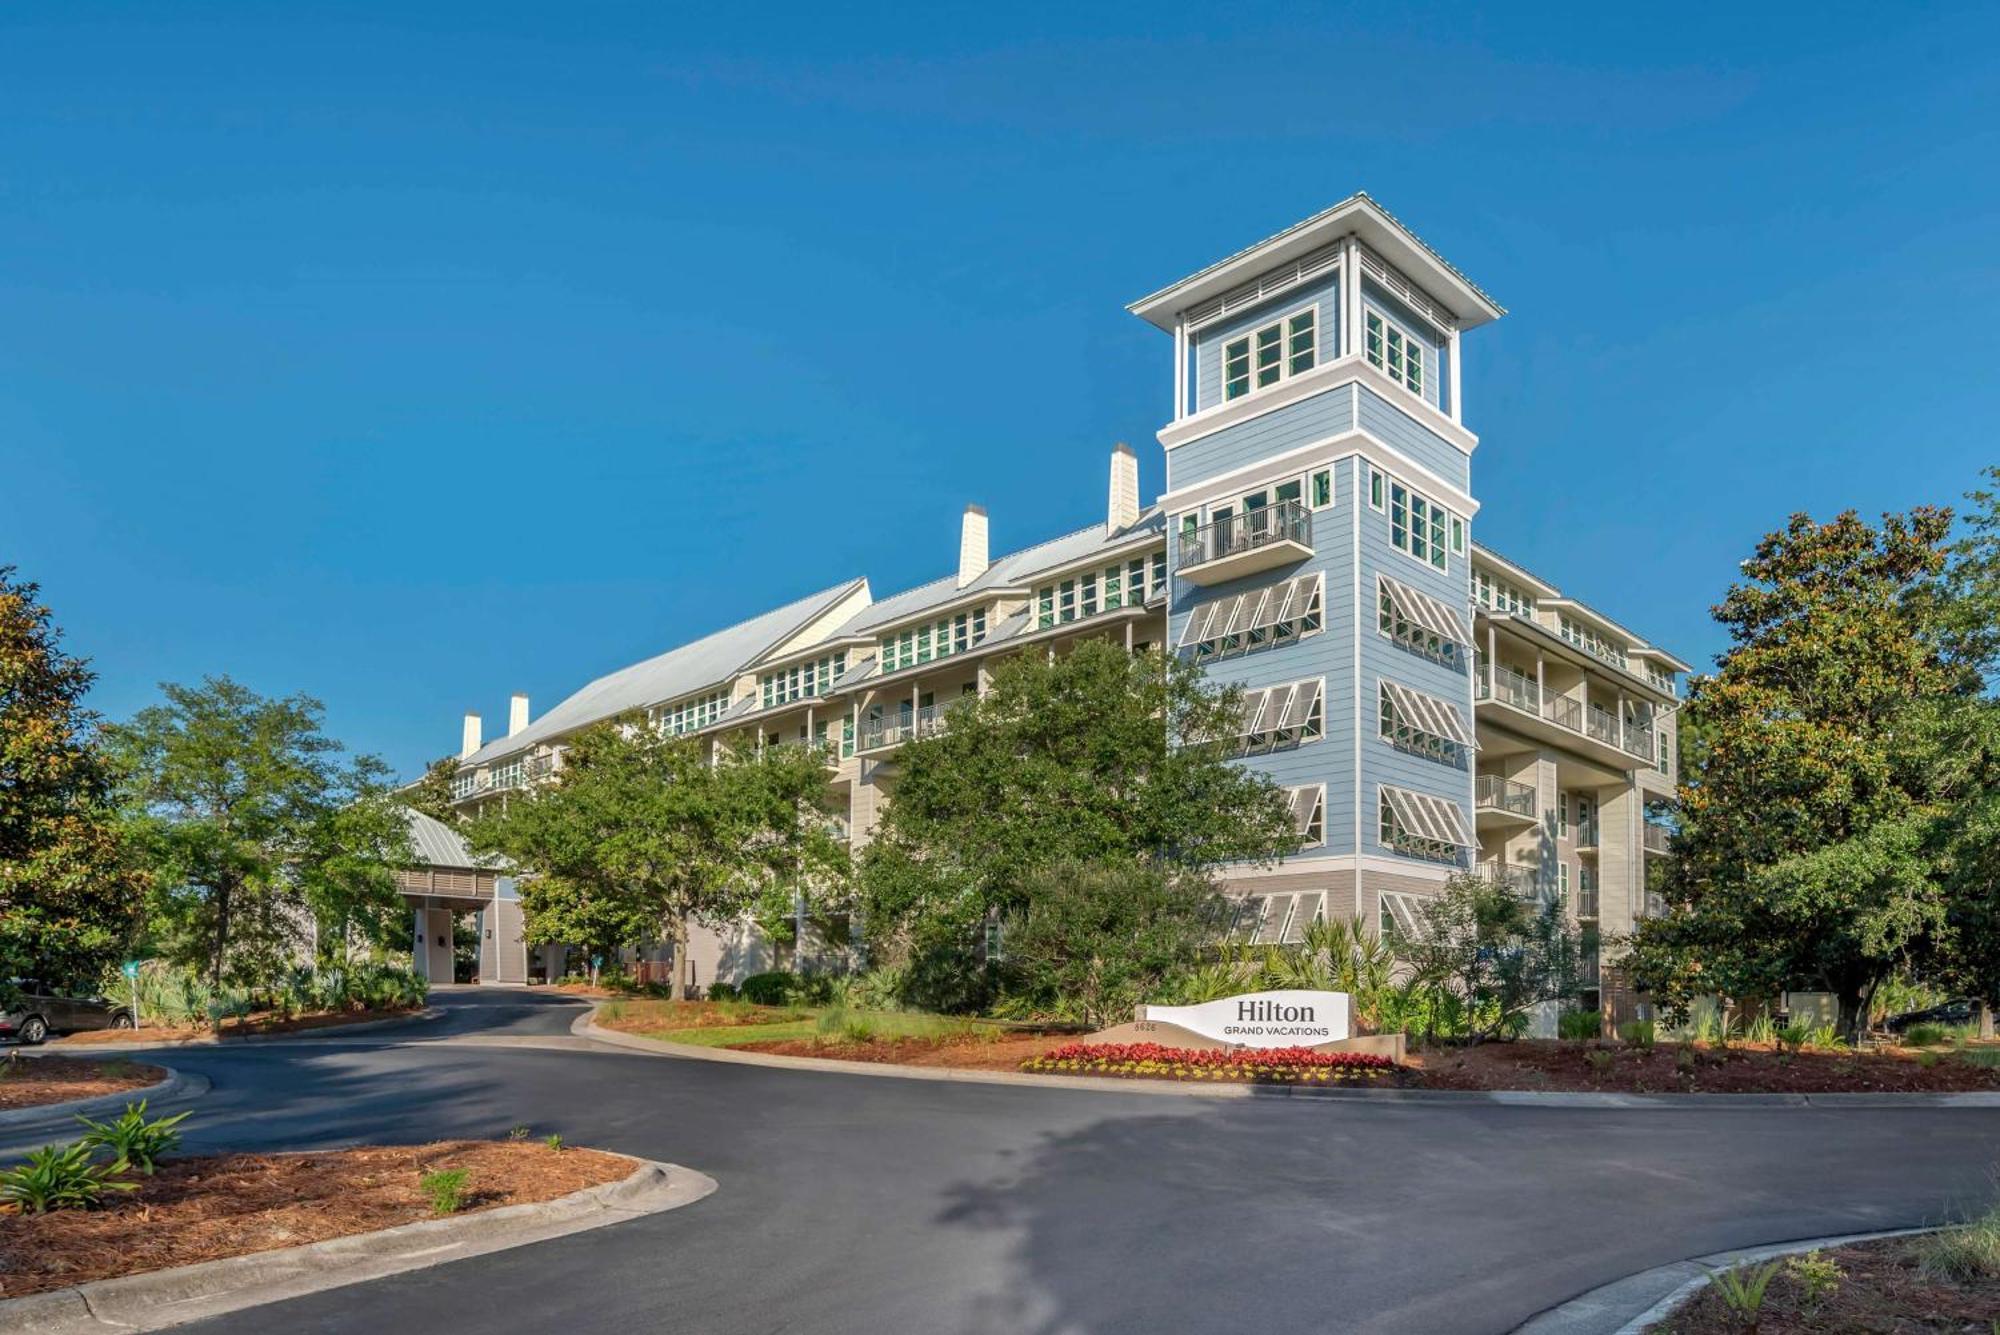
[596,998,988,1050]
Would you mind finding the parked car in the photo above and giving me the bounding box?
[1,979,136,1045]
[1883,999,1975,1033]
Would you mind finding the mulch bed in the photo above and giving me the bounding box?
[1651,1236,2000,1332]
[0,1141,633,1299]
[54,1005,422,1046]
[1411,1040,2000,1094]
[0,1056,164,1111]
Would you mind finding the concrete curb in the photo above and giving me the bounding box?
[47,1006,446,1052]
[1513,1226,1939,1334]
[0,1063,187,1131]
[0,1155,717,1334]
[575,1010,2000,1109]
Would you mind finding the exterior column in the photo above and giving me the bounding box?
[1448,327,1462,422]
[1172,320,1187,420]
[412,908,426,980]
[1343,236,1363,358]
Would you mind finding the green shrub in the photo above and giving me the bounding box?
[544,1133,564,1153]
[1785,1249,1842,1313]
[704,982,740,1002]
[1745,1013,1777,1045]
[0,1141,137,1213]
[1916,1207,2000,1281]
[1703,1260,1780,1321]
[74,1100,190,1175]
[1904,1022,1949,1047]
[421,1168,469,1215]
[598,1001,625,1022]
[507,1125,530,1141]
[1675,1043,1698,1075]
[1586,1049,1615,1077]
[1776,1022,1810,1055]
[1619,1019,1656,1052]
[1558,1010,1601,1042]
[739,971,801,1006]
[1805,1023,1839,1049]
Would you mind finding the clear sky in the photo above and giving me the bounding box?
[5,2,1996,777]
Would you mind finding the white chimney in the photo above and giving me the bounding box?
[509,693,530,737]
[1107,443,1139,534]
[460,712,483,760]
[957,504,989,588]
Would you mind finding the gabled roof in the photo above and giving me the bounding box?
[460,578,866,767]
[831,509,1166,639]
[1127,192,1504,333]
[402,808,502,871]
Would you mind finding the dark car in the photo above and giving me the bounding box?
[1884,999,1976,1033]
[1,979,136,1045]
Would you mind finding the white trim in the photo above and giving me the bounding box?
[1448,326,1462,424]
[1211,854,1455,884]
[1157,352,1478,455]
[1351,456,1364,916]
[1362,303,1431,404]
[1158,432,1478,520]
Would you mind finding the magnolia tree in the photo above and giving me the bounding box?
[857,641,1300,1012]
[465,719,847,999]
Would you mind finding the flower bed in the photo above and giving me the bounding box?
[1020,1042,1402,1084]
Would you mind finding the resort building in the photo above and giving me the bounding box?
[443,194,1686,1019]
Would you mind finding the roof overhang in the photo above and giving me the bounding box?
[1127,193,1504,334]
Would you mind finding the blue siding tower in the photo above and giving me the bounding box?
[1128,194,1506,935]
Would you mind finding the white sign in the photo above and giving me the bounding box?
[1141,990,1351,1048]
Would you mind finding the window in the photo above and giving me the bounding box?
[1222,307,1317,400]
[1474,569,1538,616]
[1311,469,1333,509]
[1180,573,1324,662]
[841,716,855,759]
[1035,558,1162,633]
[1377,576,1468,666]
[1559,863,1571,898]
[1658,730,1670,773]
[657,689,730,736]
[1558,793,1569,839]
[1378,786,1470,864]
[1369,468,1385,511]
[1558,615,1630,670]
[881,612,988,674]
[1289,785,1325,845]
[1231,679,1324,755]
[1451,516,1465,555]
[761,651,849,708]
[1378,680,1474,764]
[1149,551,1167,595]
[1389,481,1450,571]
[1365,308,1426,397]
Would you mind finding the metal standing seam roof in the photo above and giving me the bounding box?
[459,578,867,768]
[402,808,504,871]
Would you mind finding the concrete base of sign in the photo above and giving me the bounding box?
[1085,1017,1407,1065]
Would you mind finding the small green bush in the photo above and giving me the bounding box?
[1703,1260,1779,1320]
[1785,1249,1843,1313]
[1745,1013,1777,1045]
[1904,1022,1949,1047]
[1776,1022,1810,1055]
[704,981,740,1002]
[74,1100,190,1175]
[1558,1010,1601,1042]
[1586,1049,1615,1077]
[0,1141,137,1213]
[421,1168,470,1215]
[739,971,801,1006]
[544,1133,565,1153]
[1916,1207,2000,1282]
[1619,1019,1657,1052]
[507,1125,530,1141]
[1805,1023,1839,1049]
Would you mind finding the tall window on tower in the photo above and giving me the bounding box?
[1223,307,1317,400]
[1365,308,1425,398]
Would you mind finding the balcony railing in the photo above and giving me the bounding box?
[1575,823,1599,849]
[1544,692,1583,732]
[1175,500,1312,576]
[1476,662,1663,765]
[1585,703,1620,747]
[1475,774,1535,819]
[1643,822,1673,854]
[1476,861,1542,900]
[1575,887,1600,919]
[858,702,949,753]
[1581,957,1602,988]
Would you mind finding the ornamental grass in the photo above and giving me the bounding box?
[1020,1042,1400,1084]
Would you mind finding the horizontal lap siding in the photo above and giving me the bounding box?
[1361,278,1446,416]
[1167,385,1356,494]
[1357,386,1469,493]
[1191,276,1341,414]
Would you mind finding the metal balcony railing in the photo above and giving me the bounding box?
[1477,861,1541,900]
[858,703,949,753]
[1175,500,1312,574]
[1575,823,1599,849]
[1543,693,1583,732]
[1643,823,1673,854]
[1575,888,1600,919]
[1585,703,1621,748]
[1475,774,1535,818]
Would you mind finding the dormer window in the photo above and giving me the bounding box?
[1365,308,1425,398]
[1223,308,1316,400]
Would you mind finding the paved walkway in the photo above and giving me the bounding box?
[14,987,1996,1335]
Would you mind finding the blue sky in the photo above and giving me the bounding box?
[4,3,1996,777]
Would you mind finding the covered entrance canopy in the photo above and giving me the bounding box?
[396,810,525,983]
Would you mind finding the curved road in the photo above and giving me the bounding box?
[25,988,2000,1334]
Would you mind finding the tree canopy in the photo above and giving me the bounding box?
[857,641,1300,1010]
[463,720,847,998]
[1625,504,1989,1036]
[106,676,409,987]
[0,567,144,995]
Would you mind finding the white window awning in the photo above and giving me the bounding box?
[1381,678,1476,747]
[1380,890,1427,938]
[1382,783,1475,847]
[1289,784,1324,836]
[1380,575,1471,645]
[1236,678,1323,739]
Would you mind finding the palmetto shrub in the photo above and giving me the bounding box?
[74,1100,190,1175]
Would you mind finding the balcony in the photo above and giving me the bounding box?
[1643,822,1673,855]
[1475,662,1660,771]
[1176,500,1313,587]
[1575,823,1598,853]
[857,703,949,755]
[1476,861,1542,901]
[1474,774,1536,829]
[1575,887,1600,920]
